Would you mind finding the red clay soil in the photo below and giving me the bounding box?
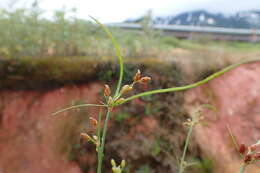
[1,61,260,173]
[0,83,102,173]
[185,62,260,173]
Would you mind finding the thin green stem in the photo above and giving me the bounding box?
[96,110,102,173]
[119,59,260,105]
[52,104,107,115]
[89,16,124,97]
[97,108,111,173]
[239,163,247,173]
[179,123,194,173]
[97,109,102,139]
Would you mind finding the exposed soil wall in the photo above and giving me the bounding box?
[185,62,260,173]
[0,58,200,173]
[1,57,259,173]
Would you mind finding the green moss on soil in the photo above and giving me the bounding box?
[0,57,185,90]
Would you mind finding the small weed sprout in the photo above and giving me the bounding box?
[179,104,214,173]
[53,17,260,173]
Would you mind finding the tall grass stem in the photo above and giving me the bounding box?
[97,109,111,173]
[239,164,247,173]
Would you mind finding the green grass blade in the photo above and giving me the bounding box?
[97,108,103,137]
[97,110,111,173]
[89,16,124,98]
[96,108,103,171]
[52,104,107,116]
[119,59,260,105]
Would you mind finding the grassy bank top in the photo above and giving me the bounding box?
[0,57,184,90]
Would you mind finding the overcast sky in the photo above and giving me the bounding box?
[1,0,260,22]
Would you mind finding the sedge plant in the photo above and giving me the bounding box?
[178,104,214,173]
[53,17,260,173]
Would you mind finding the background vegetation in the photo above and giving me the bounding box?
[1,2,260,59]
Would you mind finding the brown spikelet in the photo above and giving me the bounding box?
[239,144,247,154]
[140,77,151,84]
[80,133,92,141]
[133,69,141,82]
[89,117,98,126]
[244,154,252,163]
[115,98,125,105]
[120,85,133,94]
[104,84,111,97]
[249,144,257,152]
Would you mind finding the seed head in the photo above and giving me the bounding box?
[121,160,126,168]
[89,117,98,126]
[133,69,141,82]
[249,144,257,152]
[104,84,111,97]
[80,133,92,141]
[239,144,247,154]
[120,85,133,95]
[140,77,151,84]
[111,159,116,167]
[244,154,252,163]
[115,98,125,105]
[112,167,121,173]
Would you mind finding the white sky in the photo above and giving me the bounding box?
[1,0,260,23]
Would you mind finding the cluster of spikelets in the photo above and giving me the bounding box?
[239,140,260,164]
[104,69,151,106]
[80,117,99,151]
[182,108,205,127]
[80,69,151,172]
[81,116,126,173]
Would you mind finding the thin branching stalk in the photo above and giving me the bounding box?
[179,123,194,173]
[97,109,103,139]
[120,59,260,105]
[97,110,103,173]
[89,16,124,97]
[52,104,106,115]
[97,108,111,173]
[239,163,247,173]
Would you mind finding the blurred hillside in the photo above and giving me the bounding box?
[126,10,260,29]
[1,4,260,59]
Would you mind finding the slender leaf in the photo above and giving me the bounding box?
[120,59,260,105]
[52,104,106,116]
[89,16,124,98]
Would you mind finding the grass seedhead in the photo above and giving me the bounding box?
[104,84,111,97]
[111,159,126,173]
[133,69,141,82]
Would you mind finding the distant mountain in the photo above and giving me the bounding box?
[125,10,260,29]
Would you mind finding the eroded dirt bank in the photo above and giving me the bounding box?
[0,57,260,173]
[185,62,260,173]
[0,83,102,173]
[0,58,194,173]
